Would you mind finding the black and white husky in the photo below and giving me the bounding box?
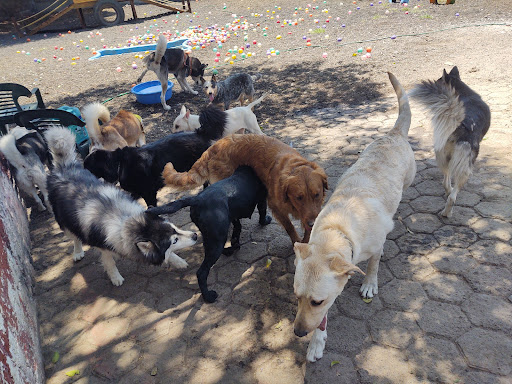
[0,127,51,212]
[410,66,491,217]
[45,127,198,286]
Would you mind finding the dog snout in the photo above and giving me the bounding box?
[192,233,198,241]
[294,327,308,338]
[307,220,315,229]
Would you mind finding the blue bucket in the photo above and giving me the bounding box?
[131,80,174,105]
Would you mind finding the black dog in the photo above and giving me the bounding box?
[84,108,228,207]
[148,166,272,303]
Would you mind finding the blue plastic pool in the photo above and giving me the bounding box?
[131,80,174,104]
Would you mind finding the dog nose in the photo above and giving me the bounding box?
[307,220,315,228]
[294,328,308,338]
[192,233,198,241]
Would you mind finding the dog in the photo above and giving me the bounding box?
[84,131,213,207]
[292,73,416,363]
[81,102,146,152]
[45,126,198,286]
[204,73,262,110]
[161,134,328,244]
[148,166,272,303]
[137,35,208,110]
[0,127,51,212]
[409,66,491,217]
[172,94,267,136]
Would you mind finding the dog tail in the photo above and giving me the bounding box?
[246,93,267,110]
[162,152,211,191]
[0,131,30,171]
[82,102,110,148]
[409,78,465,152]
[146,196,195,216]
[155,35,167,65]
[388,72,411,137]
[44,126,78,168]
[251,73,263,81]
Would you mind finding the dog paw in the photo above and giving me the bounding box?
[164,252,189,269]
[222,244,240,256]
[110,272,124,286]
[191,90,198,95]
[306,331,327,362]
[259,215,272,226]
[73,251,85,262]
[441,208,453,218]
[163,104,171,111]
[360,281,378,298]
[203,290,218,303]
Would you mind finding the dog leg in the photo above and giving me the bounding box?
[257,199,272,226]
[360,251,382,298]
[163,251,189,269]
[441,143,472,218]
[100,250,124,286]
[198,233,227,303]
[435,149,452,195]
[19,174,46,211]
[272,211,301,244]
[302,228,312,244]
[306,315,328,362]
[65,230,84,261]
[158,73,172,110]
[223,220,241,256]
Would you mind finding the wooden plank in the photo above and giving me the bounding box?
[27,5,74,35]
[139,0,191,13]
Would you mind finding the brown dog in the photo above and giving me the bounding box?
[82,102,146,151]
[162,134,328,243]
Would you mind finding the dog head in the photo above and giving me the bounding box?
[132,212,198,265]
[190,59,208,85]
[293,241,364,337]
[283,163,328,232]
[172,105,192,133]
[84,148,121,183]
[203,74,218,102]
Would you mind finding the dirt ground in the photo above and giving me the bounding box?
[1,0,512,383]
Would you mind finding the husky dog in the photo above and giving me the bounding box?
[293,73,416,362]
[172,94,267,135]
[0,127,51,212]
[410,66,491,217]
[204,73,262,110]
[137,35,208,111]
[82,102,146,152]
[45,127,198,286]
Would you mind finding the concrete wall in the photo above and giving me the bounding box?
[0,155,45,384]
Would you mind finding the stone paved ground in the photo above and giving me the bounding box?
[20,2,512,383]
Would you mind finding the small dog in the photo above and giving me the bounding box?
[172,94,267,136]
[82,102,146,152]
[45,126,198,286]
[410,66,491,217]
[162,134,328,244]
[293,73,416,362]
[137,35,208,110]
[148,166,272,303]
[204,73,262,110]
[0,127,51,212]
[84,131,212,207]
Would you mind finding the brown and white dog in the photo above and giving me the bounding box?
[137,35,208,110]
[293,73,416,362]
[82,102,145,152]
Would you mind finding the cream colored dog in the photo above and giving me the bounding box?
[293,73,416,363]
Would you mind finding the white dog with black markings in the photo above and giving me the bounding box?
[293,73,416,362]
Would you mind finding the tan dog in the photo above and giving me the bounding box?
[162,134,328,243]
[82,102,145,151]
[293,73,416,362]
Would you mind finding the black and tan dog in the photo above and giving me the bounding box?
[137,35,208,110]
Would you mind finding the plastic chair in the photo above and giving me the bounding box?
[0,83,45,135]
[14,109,90,159]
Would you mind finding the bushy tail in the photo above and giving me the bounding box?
[155,35,167,65]
[162,152,212,191]
[409,79,465,152]
[0,132,29,170]
[251,73,262,81]
[82,102,110,147]
[196,107,228,140]
[246,93,267,110]
[388,72,411,137]
[146,196,195,216]
[449,142,473,185]
[44,126,78,168]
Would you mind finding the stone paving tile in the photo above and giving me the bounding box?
[421,272,473,304]
[461,293,512,332]
[417,301,471,339]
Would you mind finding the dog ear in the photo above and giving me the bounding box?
[294,242,311,261]
[449,66,460,79]
[136,240,155,257]
[211,74,217,82]
[282,175,296,202]
[185,109,190,119]
[330,256,365,277]
[442,68,449,82]
[180,105,187,116]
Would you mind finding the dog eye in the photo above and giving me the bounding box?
[311,300,324,306]
[315,193,320,198]
[173,238,178,244]
[297,195,303,201]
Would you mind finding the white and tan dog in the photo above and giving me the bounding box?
[293,73,416,362]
